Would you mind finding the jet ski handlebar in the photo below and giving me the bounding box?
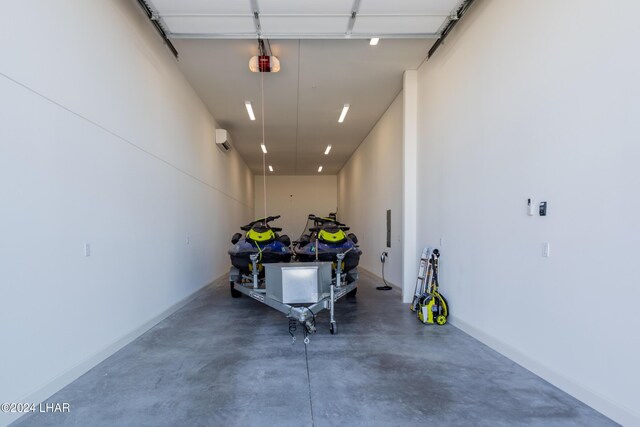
[240,215,282,230]
[308,225,350,232]
[307,214,347,227]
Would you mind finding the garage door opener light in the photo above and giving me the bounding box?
[250,38,280,73]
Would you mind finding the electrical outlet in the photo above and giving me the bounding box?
[440,237,444,246]
[543,242,550,258]
[84,243,91,257]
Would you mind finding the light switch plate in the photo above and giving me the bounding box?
[543,242,550,257]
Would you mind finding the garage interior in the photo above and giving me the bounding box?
[1,1,638,426]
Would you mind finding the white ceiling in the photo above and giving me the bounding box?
[144,0,463,174]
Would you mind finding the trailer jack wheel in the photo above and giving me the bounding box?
[330,321,337,335]
[436,315,447,325]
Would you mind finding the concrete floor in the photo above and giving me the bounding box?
[13,270,615,427]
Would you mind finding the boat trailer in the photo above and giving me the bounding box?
[231,252,357,344]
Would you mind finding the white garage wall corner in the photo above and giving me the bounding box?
[402,71,418,303]
[254,175,337,240]
[0,0,253,422]
[337,92,404,289]
[415,0,640,425]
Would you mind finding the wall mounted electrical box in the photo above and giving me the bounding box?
[386,209,391,248]
[539,201,547,216]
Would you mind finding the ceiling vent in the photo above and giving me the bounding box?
[215,129,232,152]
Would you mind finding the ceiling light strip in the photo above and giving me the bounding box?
[370,37,379,45]
[244,101,256,120]
[338,104,350,123]
[324,145,332,155]
[261,143,267,154]
[268,165,273,172]
[318,166,323,173]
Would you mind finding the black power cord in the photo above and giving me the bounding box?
[376,251,392,291]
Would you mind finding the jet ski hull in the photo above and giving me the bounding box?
[229,239,292,276]
[294,240,361,281]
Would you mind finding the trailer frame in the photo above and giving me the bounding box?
[232,252,357,341]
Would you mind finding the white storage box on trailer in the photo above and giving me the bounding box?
[265,262,332,304]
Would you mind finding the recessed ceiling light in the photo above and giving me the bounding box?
[324,145,332,155]
[338,104,350,123]
[260,143,267,154]
[370,38,380,46]
[245,101,256,121]
[268,165,273,172]
[318,166,323,173]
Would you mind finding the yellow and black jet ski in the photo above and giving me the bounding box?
[228,216,292,296]
[294,214,361,285]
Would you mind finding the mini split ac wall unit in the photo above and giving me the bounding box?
[215,129,232,152]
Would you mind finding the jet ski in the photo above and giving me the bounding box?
[228,215,292,297]
[294,214,361,286]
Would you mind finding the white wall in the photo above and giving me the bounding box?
[414,0,640,424]
[254,175,337,240]
[337,93,403,286]
[0,0,253,421]
[402,72,418,301]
